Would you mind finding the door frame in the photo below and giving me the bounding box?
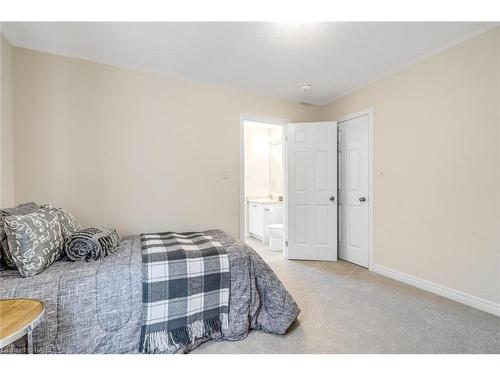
[239,113,289,243]
[336,108,374,270]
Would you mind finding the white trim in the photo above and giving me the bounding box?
[372,264,500,317]
[282,124,288,259]
[239,114,289,242]
[336,108,374,271]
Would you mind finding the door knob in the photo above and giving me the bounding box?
[359,197,366,202]
[329,196,335,202]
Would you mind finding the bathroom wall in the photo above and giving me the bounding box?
[244,125,270,198]
[244,124,283,199]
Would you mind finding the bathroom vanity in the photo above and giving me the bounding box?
[247,199,283,243]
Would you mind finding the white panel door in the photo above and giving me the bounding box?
[287,122,337,261]
[338,115,369,267]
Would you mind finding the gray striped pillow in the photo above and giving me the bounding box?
[65,227,121,261]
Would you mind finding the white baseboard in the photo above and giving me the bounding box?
[372,264,500,317]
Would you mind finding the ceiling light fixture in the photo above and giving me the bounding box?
[300,84,312,93]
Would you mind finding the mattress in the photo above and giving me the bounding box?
[0,230,299,353]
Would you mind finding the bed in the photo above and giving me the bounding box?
[0,230,299,353]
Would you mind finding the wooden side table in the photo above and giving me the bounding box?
[0,299,45,354]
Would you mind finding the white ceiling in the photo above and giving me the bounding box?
[2,22,497,105]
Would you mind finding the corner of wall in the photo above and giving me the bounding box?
[0,35,3,209]
[0,34,15,208]
[318,27,500,311]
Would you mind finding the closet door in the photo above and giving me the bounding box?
[338,115,369,267]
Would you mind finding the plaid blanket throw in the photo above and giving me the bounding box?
[140,232,230,353]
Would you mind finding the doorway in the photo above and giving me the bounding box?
[337,110,373,268]
[240,114,288,259]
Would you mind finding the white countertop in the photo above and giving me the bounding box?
[247,198,283,204]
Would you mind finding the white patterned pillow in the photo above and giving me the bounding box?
[0,202,40,269]
[3,207,64,277]
[42,205,82,239]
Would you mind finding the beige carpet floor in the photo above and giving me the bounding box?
[193,237,500,354]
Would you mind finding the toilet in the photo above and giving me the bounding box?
[266,224,283,251]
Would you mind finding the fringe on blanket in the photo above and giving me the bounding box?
[141,313,229,353]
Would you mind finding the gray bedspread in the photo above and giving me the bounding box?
[0,230,299,353]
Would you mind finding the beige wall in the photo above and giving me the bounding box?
[0,35,2,206]
[0,35,15,208]
[12,47,318,238]
[318,28,500,304]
